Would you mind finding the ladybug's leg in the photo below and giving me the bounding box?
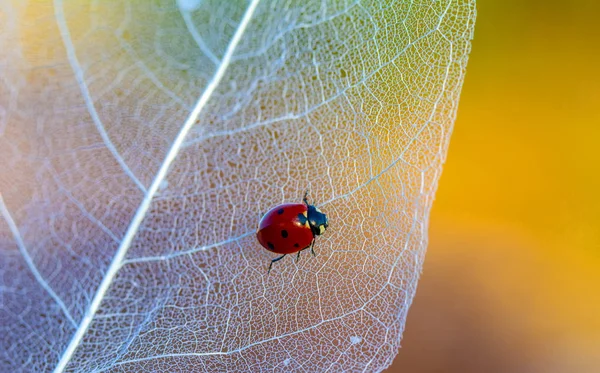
[297,245,315,262]
[303,190,309,207]
[268,254,286,273]
[297,242,318,262]
[310,238,316,257]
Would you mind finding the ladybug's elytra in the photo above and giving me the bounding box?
[256,191,328,272]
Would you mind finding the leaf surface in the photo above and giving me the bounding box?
[0,1,476,372]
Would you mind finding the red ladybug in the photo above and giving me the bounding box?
[257,192,328,272]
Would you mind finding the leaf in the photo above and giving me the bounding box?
[0,0,476,372]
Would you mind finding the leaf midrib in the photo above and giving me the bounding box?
[52,1,262,371]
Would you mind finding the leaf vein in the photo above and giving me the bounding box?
[54,0,147,193]
[52,0,262,371]
[0,194,77,328]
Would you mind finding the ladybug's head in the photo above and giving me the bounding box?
[307,204,328,236]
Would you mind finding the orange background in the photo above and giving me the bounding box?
[388,0,600,372]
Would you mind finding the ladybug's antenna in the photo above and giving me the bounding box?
[303,189,309,206]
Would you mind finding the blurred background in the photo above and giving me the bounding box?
[388,0,600,372]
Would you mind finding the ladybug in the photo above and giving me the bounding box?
[257,191,328,272]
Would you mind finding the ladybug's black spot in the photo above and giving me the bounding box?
[281,230,288,238]
[294,243,300,248]
[267,242,275,251]
[277,208,285,215]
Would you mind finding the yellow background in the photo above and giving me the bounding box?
[389,0,600,372]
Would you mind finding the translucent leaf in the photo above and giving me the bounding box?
[0,0,476,372]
